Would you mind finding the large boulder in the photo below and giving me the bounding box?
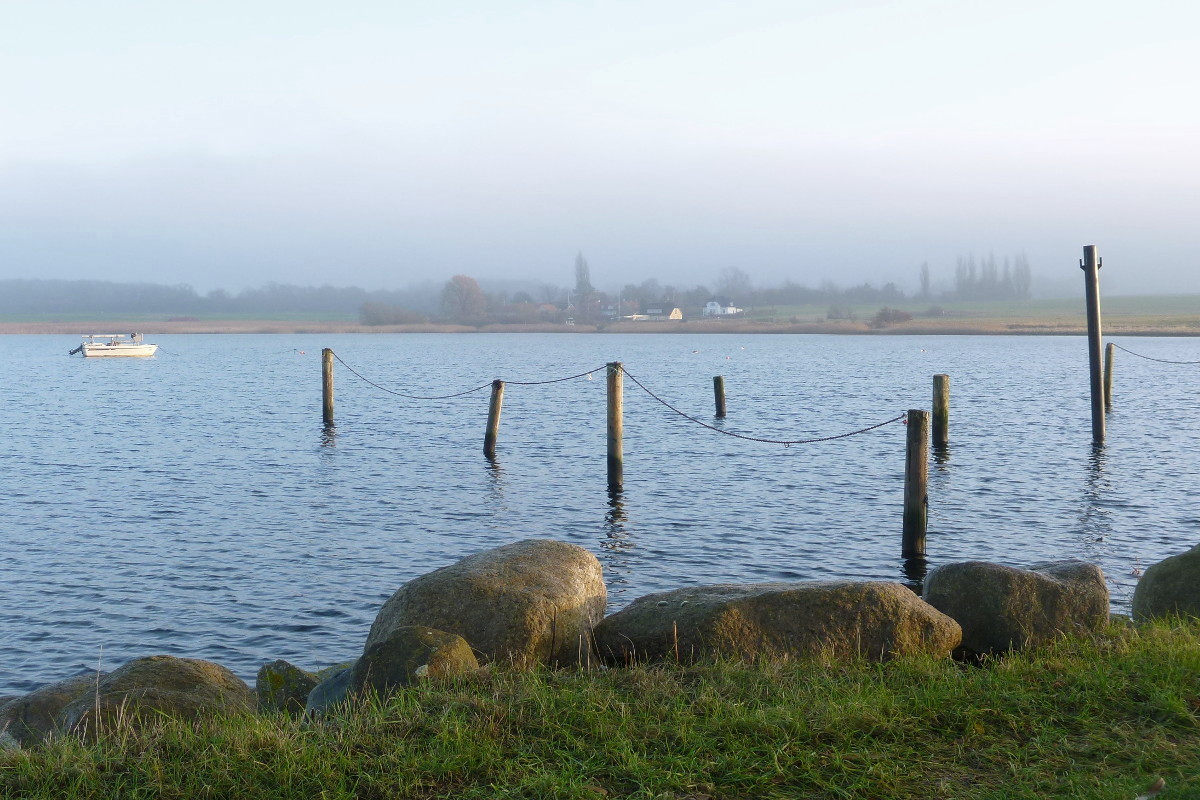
[58,656,253,740]
[923,560,1109,655]
[366,540,607,667]
[0,673,100,746]
[1132,544,1200,622]
[256,660,319,715]
[593,581,961,664]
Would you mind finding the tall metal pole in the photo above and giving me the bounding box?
[1080,245,1105,443]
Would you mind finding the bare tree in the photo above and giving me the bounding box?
[715,267,751,301]
[440,275,487,322]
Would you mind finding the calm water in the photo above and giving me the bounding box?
[2,333,1198,694]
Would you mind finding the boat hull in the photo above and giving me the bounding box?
[81,344,159,357]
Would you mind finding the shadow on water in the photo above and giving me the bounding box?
[320,423,337,448]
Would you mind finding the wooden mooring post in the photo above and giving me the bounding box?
[713,376,727,418]
[322,348,335,425]
[484,379,504,459]
[1104,342,1114,411]
[903,409,929,559]
[932,374,949,448]
[1081,245,1105,442]
[607,362,623,490]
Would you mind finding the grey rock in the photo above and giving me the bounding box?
[594,581,961,664]
[315,661,356,682]
[923,560,1109,655]
[0,730,20,752]
[304,661,357,719]
[255,660,319,715]
[366,539,606,667]
[1132,543,1200,622]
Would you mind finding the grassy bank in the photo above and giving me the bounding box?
[3,620,1198,799]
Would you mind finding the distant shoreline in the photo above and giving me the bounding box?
[3,319,1200,336]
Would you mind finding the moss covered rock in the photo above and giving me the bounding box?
[594,581,960,664]
[58,656,253,740]
[0,673,100,746]
[355,626,478,694]
[255,660,319,715]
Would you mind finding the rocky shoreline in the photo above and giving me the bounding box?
[4,539,1197,751]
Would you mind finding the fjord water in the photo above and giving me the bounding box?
[3,333,1198,694]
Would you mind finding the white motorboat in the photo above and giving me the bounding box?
[69,333,159,358]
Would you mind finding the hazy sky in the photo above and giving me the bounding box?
[2,0,1197,294]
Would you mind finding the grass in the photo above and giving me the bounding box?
[3,620,1199,799]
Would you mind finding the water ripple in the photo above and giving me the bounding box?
[2,333,1197,693]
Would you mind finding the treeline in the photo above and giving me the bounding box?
[0,251,1035,325]
[0,279,440,317]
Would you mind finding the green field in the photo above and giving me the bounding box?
[3,295,1198,336]
[744,295,1200,335]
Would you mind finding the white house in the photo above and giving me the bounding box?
[702,300,742,316]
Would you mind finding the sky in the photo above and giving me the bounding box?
[1,0,1197,295]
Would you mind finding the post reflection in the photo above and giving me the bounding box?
[484,455,505,504]
[599,488,634,603]
[602,488,630,547]
[1079,443,1113,547]
[932,444,951,469]
[901,556,928,596]
[320,422,337,447]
